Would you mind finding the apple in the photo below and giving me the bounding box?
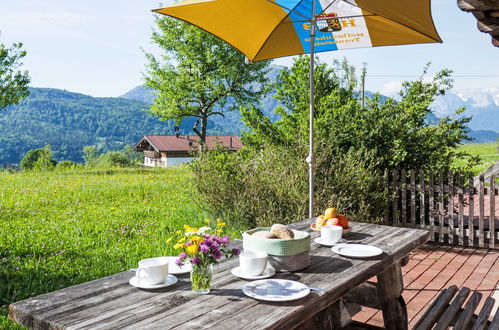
[326,218,340,226]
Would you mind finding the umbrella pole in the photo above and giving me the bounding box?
[308,3,317,219]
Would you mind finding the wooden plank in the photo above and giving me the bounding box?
[472,296,495,330]
[402,169,407,227]
[448,172,455,244]
[434,287,470,330]
[458,173,465,246]
[453,291,482,330]
[490,174,496,248]
[479,174,485,248]
[412,285,458,330]
[439,172,445,244]
[410,170,416,228]
[429,172,435,240]
[469,173,475,247]
[420,170,426,230]
[376,261,407,330]
[393,169,399,227]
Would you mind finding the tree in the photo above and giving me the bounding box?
[143,16,271,145]
[241,56,473,173]
[20,145,56,171]
[0,35,30,111]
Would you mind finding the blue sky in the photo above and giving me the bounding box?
[1,0,498,97]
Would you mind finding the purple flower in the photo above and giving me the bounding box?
[175,258,183,266]
[203,239,213,248]
[221,235,230,245]
[179,252,187,259]
[185,241,192,246]
[232,248,241,256]
[200,244,210,253]
[192,256,201,265]
[212,250,222,260]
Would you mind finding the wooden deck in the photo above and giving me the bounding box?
[352,243,499,328]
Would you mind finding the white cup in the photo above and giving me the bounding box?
[321,225,343,244]
[239,250,268,276]
[136,257,169,285]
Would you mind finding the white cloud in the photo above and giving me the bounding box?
[380,80,402,96]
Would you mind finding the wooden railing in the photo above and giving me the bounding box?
[144,150,160,159]
[386,170,498,249]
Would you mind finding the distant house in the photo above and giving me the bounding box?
[132,135,242,167]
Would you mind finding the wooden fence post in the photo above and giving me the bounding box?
[420,170,426,230]
[429,172,435,240]
[401,169,407,227]
[439,172,445,244]
[458,173,464,246]
[392,169,399,227]
[410,170,416,228]
[448,172,455,245]
[479,175,485,248]
[468,173,474,247]
[489,174,496,248]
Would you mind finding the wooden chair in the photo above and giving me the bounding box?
[413,285,499,330]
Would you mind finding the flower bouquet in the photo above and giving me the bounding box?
[173,219,240,294]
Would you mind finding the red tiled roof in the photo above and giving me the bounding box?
[140,135,242,152]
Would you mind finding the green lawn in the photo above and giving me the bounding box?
[0,166,243,329]
[455,142,499,175]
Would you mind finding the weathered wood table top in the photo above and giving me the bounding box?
[9,219,429,330]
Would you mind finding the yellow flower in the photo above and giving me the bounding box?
[175,230,182,235]
[186,244,199,254]
[190,235,202,243]
[177,237,185,243]
[217,222,226,228]
[173,243,184,250]
[217,229,223,234]
[205,218,211,223]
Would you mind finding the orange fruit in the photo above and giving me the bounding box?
[324,208,337,220]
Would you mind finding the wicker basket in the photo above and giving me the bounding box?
[242,227,311,272]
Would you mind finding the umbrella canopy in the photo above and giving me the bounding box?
[154,0,441,62]
[154,0,441,217]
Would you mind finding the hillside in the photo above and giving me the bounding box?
[0,88,178,164]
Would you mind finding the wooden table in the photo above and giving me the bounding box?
[9,219,429,330]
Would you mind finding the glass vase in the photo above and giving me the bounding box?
[190,263,212,294]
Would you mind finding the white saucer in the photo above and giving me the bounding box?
[231,267,276,280]
[129,274,178,289]
[314,237,344,247]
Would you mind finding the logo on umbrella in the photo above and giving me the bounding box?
[316,13,342,33]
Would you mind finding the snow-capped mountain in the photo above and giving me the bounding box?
[431,88,499,134]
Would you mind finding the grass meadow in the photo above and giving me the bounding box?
[0,166,243,329]
[455,142,499,175]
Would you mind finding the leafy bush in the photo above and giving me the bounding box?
[56,160,80,170]
[20,145,56,171]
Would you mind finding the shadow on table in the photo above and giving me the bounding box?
[342,232,373,241]
[300,256,354,274]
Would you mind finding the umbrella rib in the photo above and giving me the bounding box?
[341,0,442,42]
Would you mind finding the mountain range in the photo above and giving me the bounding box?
[0,81,497,165]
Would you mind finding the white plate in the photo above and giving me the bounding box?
[314,237,345,247]
[242,279,310,302]
[129,274,178,289]
[331,244,384,258]
[164,257,192,274]
[231,267,276,280]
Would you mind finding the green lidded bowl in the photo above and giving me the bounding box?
[242,227,311,256]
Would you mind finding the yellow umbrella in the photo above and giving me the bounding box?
[154,0,442,217]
